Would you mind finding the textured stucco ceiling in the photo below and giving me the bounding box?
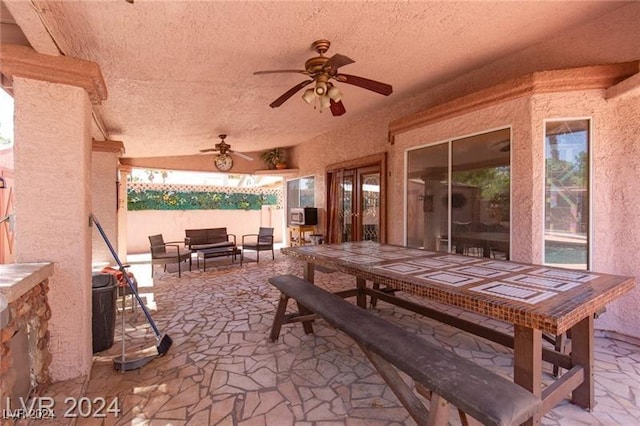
[1,0,631,159]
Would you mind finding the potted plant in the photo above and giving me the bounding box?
[260,148,286,169]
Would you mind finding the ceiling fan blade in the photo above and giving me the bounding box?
[199,148,218,153]
[230,151,254,161]
[269,79,313,108]
[330,99,346,116]
[323,54,355,74]
[254,69,308,75]
[335,73,393,96]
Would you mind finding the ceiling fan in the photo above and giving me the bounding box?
[199,134,253,171]
[254,39,393,116]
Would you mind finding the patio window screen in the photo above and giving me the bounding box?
[544,119,590,270]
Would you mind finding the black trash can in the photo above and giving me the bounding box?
[92,273,117,353]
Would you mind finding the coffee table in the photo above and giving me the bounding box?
[196,246,241,271]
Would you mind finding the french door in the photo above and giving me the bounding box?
[327,154,386,243]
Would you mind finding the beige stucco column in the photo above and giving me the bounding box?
[1,44,107,381]
[91,140,125,265]
[117,165,132,261]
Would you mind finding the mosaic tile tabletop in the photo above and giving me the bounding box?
[283,241,635,334]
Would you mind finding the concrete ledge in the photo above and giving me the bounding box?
[0,262,54,303]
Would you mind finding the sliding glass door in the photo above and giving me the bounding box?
[406,128,511,258]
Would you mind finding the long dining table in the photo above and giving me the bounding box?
[280,241,635,423]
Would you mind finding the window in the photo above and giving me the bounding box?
[544,120,590,270]
[406,128,511,259]
[286,176,315,224]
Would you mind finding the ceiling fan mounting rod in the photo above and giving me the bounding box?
[312,39,331,55]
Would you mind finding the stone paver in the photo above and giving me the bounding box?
[32,252,640,425]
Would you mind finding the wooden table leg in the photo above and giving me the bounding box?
[514,325,542,425]
[303,262,315,283]
[570,315,594,410]
[356,277,367,308]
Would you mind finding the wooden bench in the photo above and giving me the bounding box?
[268,274,541,426]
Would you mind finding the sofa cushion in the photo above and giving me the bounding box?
[190,241,235,251]
[186,228,235,251]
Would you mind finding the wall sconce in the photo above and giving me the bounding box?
[0,176,6,189]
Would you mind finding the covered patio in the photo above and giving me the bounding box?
[39,253,640,425]
[2,1,640,424]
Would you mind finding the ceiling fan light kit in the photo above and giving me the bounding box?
[254,39,392,116]
[327,85,342,102]
[302,88,316,104]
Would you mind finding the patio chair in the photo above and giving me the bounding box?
[240,227,274,265]
[453,221,482,256]
[148,234,192,277]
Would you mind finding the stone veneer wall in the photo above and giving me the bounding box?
[0,281,52,410]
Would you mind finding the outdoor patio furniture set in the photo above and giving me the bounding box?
[273,241,634,424]
[148,227,275,275]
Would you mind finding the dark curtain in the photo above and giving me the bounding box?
[327,169,343,244]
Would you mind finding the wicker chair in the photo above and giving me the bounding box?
[148,234,192,277]
[240,227,274,265]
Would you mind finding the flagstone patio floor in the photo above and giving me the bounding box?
[33,252,640,425]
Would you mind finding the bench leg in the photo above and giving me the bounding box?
[553,332,567,377]
[270,293,290,342]
[417,383,481,426]
[297,300,315,335]
[428,393,451,426]
[359,345,430,425]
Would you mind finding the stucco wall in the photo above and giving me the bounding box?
[127,208,285,254]
[526,90,640,337]
[591,93,640,336]
[392,97,533,254]
[91,151,119,264]
[13,78,93,380]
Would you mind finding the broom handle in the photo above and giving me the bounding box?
[90,214,162,338]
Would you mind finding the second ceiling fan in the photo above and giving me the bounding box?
[254,39,393,116]
[199,134,253,172]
